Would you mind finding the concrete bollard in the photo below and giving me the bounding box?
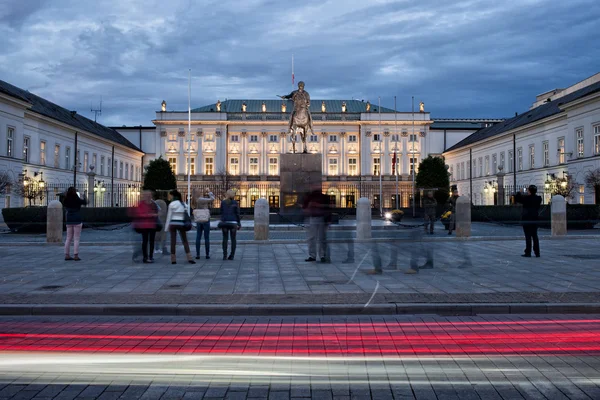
[551,195,567,236]
[356,197,371,240]
[47,200,63,243]
[254,198,269,240]
[456,196,471,238]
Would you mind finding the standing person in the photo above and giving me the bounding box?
[154,197,168,255]
[302,184,330,263]
[132,190,159,264]
[515,185,542,258]
[194,190,215,259]
[164,190,195,265]
[446,187,460,235]
[423,191,438,234]
[63,187,87,261]
[219,189,241,260]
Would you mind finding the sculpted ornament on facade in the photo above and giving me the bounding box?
[366,101,371,112]
[216,100,221,112]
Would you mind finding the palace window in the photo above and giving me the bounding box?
[484,156,489,175]
[205,133,215,142]
[230,157,239,175]
[328,158,338,176]
[6,127,14,157]
[100,156,105,176]
[119,161,123,178]
[53,144,60,168]
[373,158,380,176]
[168,133,177,142]
[461,162,466,180]
[125,164,129,180]
[391,134,400,142]
[39,141,46,165]
[409,134,417,142]
[543,141,549,166]
[186,158,195,175]
[329,135,337,142]
[92,154,97,172]
[558,137,565,163]
[577,128,584,158]
[249,157,259,175]
[168,157,176,173]
[500,152,505,170]
[309,135,318,142]
[76,150,80,170]
[205,157,213,175]
[348,158,357,175]
[409,157,418,175]
[478,157,483,177]
[373,134,381,142]
[269,135,278,143]
[66,147,71,170]
[517,148,523,171]
[84,152,89,172]
[529,145,535,169]
[472,160,476,177]
[492,154,497,174]
[594,125,600,155]
[269,157,278,176]
[23,137,30,162]
[348,135,357,143]
[508,151,513,173]
[230,135,239,142]
[250,135,258,143]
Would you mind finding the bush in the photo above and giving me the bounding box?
[2,207,136,233]
[471,204,600,229]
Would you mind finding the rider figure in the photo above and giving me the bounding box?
[280,81,314,137]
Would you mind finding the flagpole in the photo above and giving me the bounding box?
[292,54,294,88]
[187,69,191,211]
[378,96,382,217]
[394,95,398,210]
[411,96,415,218]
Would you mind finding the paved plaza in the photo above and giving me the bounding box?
[0,315,599,399]
[0,234,599,308]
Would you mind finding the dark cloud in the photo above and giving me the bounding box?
[0,0,598,125]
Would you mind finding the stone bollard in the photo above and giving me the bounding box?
[551,195,567,236]
[356,197,371,240]
[456,196,471,238]
[47,200,63,243]
[254,198,269,240]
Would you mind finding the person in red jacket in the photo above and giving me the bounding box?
[131,190,159,263]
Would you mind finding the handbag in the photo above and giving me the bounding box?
[183,206,192,231]
[193,208,210,223]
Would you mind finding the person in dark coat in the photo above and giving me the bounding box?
[62,187,87,261]
[302,185,330,263]
[515,185,542,257]
[445,188,460,235]
[423,191,438,234]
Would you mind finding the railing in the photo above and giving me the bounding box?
[20,183,143,208]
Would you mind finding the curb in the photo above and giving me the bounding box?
[1,303,599,316]
[2,235,600,246]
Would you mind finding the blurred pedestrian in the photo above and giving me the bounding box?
[404,229,434,274]
[446,187,460,235]
[165,190,195,265]
[193,190,215,260]
[132,190,159,264]
[302,184,330,263]
[515,185,542,258]
[154,198,168,255]
[219,189,241,260]
[423,191,437,234]
[63,187,87,261]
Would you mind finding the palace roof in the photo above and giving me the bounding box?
[0,79,141,152]
[191,99,396,114]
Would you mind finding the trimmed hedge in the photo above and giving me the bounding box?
[2,207,135,233]
[472,204,600,229]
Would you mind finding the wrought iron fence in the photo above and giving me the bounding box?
[18,182,142,208]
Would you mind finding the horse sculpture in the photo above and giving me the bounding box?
[280,81,314,154]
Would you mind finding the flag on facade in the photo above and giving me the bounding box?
[392,151,397,175]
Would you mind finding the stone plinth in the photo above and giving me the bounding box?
[254,198,269,240]
[280,153,322,222]
[551,195,567,236]
[356,197,371,240]
[456,196,471,238]
[47,200,63,243]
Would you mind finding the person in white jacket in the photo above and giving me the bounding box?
[165,190,195,265]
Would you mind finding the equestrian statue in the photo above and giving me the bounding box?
[279,81,314,153]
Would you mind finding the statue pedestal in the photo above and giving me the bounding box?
[277,153,322,223]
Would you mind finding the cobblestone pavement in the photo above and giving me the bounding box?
[0,237,599,304]
[0,315,598,399]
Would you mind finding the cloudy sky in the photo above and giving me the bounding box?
[1,0,599,126]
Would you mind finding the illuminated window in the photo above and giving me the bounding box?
[186,158,195,175]
[66,148,70,170]
[54,144,60,168]
[269,157,278,175]
[576,128,584,158]
[348,158,357,175]
[168,133,177,142]
[409,157,418,175]
[205,157,214,175]
[594,126,600,154]
[543,141,549,166]
[23,137,30,162]
[205,133,215,142]
[230,157,239,175]
[373,158,380,176]
[249,157,259,175]
[168,157,176,173]
[529,145,535,169]
[6,127,14,157]
[558,137,565,163]
[579,185,585,204]
[328,158,338,176]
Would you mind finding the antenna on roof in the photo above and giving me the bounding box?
[91,97,102,122]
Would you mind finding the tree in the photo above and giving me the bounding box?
[143,156,177,191]
[584,168,600,204]
[415,156,450,207]
[14,180,43,207]
[552,174,577,201]
[0,172,12,196]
